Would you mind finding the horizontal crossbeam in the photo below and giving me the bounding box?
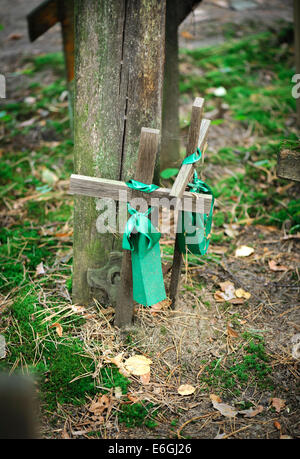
[69,174,213,214]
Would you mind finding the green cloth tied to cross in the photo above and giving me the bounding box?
[122,181,166,307]
[177,148,215,255]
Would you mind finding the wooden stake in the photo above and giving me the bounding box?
[114,128,160,328]
[169,98,208,309]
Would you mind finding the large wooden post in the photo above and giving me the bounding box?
[160,0,200,171]
[72,1,166,305]
[294,0,300,126]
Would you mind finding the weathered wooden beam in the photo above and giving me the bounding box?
[69,175,212,215]
[73,0,166,305]
[169,98,205,198]
[294,0,300,126]
[27,0,74,84]
[169,97,209,309]
[170,117,211,199]
[27,0,59,42]
[277,149,300,182]
[114,128,160,329]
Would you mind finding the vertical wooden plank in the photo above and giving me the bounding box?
[169,98,205,309]
[160,0,180,171]
[115,128,160,328]
[73,0,166,305]
[294,0,300,126]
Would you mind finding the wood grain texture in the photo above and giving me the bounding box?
[114,128,159,328]
[170,117,210,198]
[69,175,212,215]
[169,98,208,310]
[72,0,166,305]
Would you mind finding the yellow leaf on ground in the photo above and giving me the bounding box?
[178,384,196,396]
[124,355,152,376]
[235,245,254,257]
[235,288,251,300]
[50,322,63,337]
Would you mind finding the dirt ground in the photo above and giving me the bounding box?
[0,0,299,440]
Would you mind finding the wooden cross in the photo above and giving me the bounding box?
[70,98,211,327]
[27,0,74,83]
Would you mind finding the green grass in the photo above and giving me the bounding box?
[200,333,273,396]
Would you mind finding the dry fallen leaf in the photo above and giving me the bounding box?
[50,322,63,337]
[268,260,288,272]
[35,261,45,276]
[105,353,130,377]
[292,342,300,360]
[235,245,254,257]
[178,384,196,396]
[210,394,238,418]
[229,298,245,305]
[70,305,86,314]
[235,288,251,300]
[227,324,239,338]
[180,30,194,40]
[274,421,281,431]
[271,397,286,413]
[89,394,112,417]
[114,386,123,399]
[239,405,263,418]
[0,334,6,359]
[8,33,23,40]
[140,372,151,385]
[124,355,152,376]
[214,281,236,302]
[210,394,222,403]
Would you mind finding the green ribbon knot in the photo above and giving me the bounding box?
[181,147,202,165]
[122,204,160,253]
[125,179,159,193]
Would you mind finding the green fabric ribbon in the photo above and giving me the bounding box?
[123,181,166,307]
[125,179,159,193]
[122,204,160,253]
[178,149,214,256]
[181,147,202,165]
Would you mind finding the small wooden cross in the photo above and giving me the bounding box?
[70,98,211,327]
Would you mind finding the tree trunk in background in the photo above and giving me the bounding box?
[73,0,166,305]
[160,0,180,171]
[160,0,201,171]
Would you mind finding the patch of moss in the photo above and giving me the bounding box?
[118,402,158,429]
[200,334,272,394]
[1,289,129,408]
